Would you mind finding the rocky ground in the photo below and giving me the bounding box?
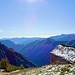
[0,63,75,75]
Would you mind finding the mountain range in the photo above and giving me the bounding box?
[9,37,45,45]
[50,34,75,41]
[20,38,67,66]
[0,34,75,67]
[0,42,37,68]
[20,34,75,66]
[0,40,25,52]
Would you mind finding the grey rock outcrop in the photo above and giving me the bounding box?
[50,45,75,64]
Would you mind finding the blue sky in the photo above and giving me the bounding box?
[0,0,75,38]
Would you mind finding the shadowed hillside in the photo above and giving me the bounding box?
[20,38,67,66]
[0,42,37,68]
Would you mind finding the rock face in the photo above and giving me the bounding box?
[50,44,75,64]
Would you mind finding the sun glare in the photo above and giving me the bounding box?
[27,0,37,3]
[20,0,45,4]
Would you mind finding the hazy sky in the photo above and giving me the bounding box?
[0,0,75,38]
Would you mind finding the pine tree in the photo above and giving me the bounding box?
[0,58,8,69]
[19,64,24,70]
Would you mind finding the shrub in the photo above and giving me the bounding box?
[61,66,69,72]
[0,58,8,69]
[0,58,24,72]
[19,64,24,70]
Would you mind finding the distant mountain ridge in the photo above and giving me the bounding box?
[0,42,37,68]
[0,40,25,52]
[50,34,75,41]
[9,37,45,45]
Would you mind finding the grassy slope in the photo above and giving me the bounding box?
[1,63,75,75]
